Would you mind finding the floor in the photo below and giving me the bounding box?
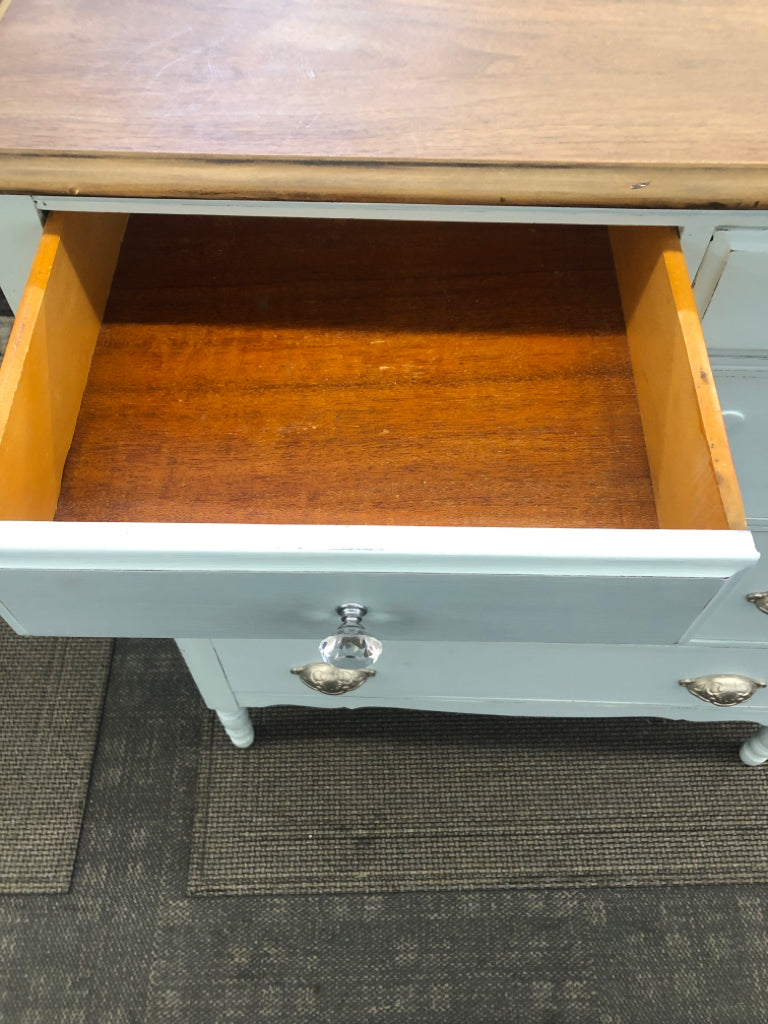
[3,639,768,1023]
[0,315,11,357]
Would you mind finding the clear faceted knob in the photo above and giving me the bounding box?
[319,603,383,669]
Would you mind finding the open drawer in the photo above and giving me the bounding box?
[0,212,757,641]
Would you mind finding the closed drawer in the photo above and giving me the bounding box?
[694,228,768,354]
[213,638,768,723]
[0,213,757,640]
[691,530,768,646]
[711,358,768,528]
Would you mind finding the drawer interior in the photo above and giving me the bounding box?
[0,213,745,530]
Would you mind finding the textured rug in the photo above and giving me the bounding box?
[0,314,12,358]
[0,618,112,892]
[189,706,768,895]
[5,640,768,1023]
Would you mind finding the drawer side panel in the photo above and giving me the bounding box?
[0,211,127,519]
[609,226,746,530]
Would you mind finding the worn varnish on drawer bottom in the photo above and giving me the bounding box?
[52,216,654,528]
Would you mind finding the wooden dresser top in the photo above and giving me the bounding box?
[0,0,766,206]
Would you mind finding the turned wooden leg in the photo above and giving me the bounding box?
[175,640,254,749]
[215,708,255,749]
[739,726,768,766]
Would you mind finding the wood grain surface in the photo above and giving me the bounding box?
[0,212,126,520]
[54,216,658,528]
[610,226,746,531]
[0,0,767,206]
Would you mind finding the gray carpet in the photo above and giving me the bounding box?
[4,639,768,1022]
[0,619,112,893]
[0,314,12,359]
[190,706,767,895]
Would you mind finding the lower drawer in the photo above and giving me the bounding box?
[211,638,768,723]
[711,358,768,527]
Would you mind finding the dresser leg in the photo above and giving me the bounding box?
[739,726,768,766]
[215,708,255,749]
[175,639,254,748]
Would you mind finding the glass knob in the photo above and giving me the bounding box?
[319,603,383,669]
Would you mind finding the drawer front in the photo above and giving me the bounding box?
[213,638,768,723]
[0,522,756,641]
[711,359,768,528]
[0,214,756,641]
[690,530,768,646]
[0,549,743,641]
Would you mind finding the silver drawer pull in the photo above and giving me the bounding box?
[746,592,768,615]
[291,603,383,695]
[679,673,767,706]
[291,663,375,695]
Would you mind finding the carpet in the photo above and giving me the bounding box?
[189,705,768,895]
[6,639,768,1023]
[0,618,112,892]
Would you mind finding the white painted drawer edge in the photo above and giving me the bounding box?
[0,522,757,577]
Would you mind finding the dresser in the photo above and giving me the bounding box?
[1,0,767,761]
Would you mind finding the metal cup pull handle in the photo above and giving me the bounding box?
[679,673,766,707]
[746,592,768,616]
[291,663,376,695]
